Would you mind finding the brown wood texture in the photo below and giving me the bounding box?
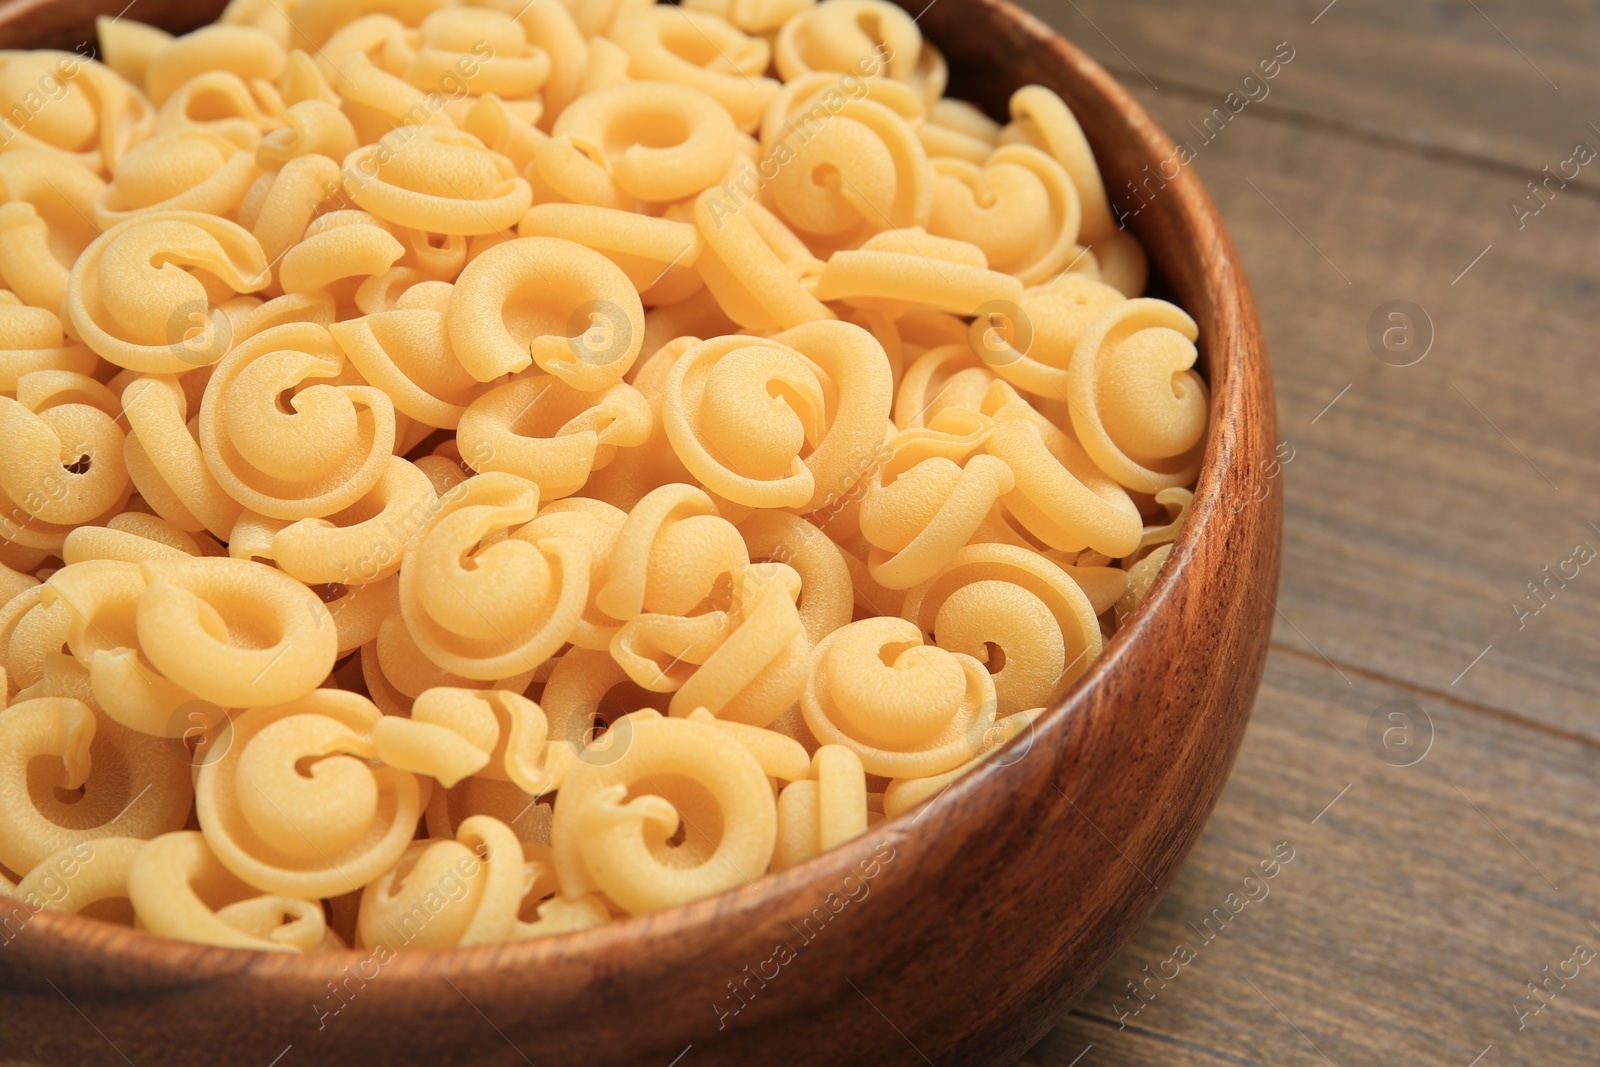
[1019,1,1600,1064]
[0,2,1280,1066]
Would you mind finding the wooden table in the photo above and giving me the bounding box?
[1009,2,1600,1064]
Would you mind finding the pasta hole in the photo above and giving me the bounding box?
[810,162,840,189]
[879,639,918,667]
[63,455,91,475]
[275,388,297,415]
[665,822,687,848]
[294,755,323,777]
[53,783,86,805]
[983,642,1006,674]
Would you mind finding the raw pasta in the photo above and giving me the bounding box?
[0,0,1209,951]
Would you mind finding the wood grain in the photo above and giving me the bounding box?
[0,1,1280,1065]
[1013,0,1600,180]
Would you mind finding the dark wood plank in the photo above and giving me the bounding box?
[1018,0,1600,179]
[1107,80,1600,738]
[1032,649,1600,1066]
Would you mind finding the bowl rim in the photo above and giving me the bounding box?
[2,0,1258,983]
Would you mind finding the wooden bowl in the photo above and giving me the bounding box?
[0,1,1280,1064]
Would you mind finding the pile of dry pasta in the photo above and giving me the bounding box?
[0,0,1207,951]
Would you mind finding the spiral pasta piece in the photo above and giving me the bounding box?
[128,831,331,951]
[1003,85,1114,243]
[593,482,748,622]
[692,194,831,332]
[345,127,532,237]
[551,710,776,914]
[448,236,645,390]
[355,814,527,949]
[0,150,104,313]
[66,212,271,373]
[457,375,652,500]
[0,696,192,875]
[553,81,737,202]
[737,511,853,643]
[967,275,1124,401]
[198,321,397,519]
[801,616,996,778]
[0,373,128,529]
[1067,298,1208,492]
[0,52,154,175]
[929,144,1081,286]
[610,7,778,133]
[900,541,1102,708]
[195,688,423,897]
[94,128,261,227]
[13,837,142,925]
[372,686,561,794]
[773,0,919,82]
[399,471,589,679]
[121,375,245,538]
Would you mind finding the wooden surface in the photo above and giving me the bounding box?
[1016,2,1600,1065]
[0,2,1280,1065]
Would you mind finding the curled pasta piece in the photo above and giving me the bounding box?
[257,99,359,168]
[61,511,210,566]
[356,814,526,949]
[692,193,831,332]
[243,153,345,265]
[859,408,1015,589]
[198,321,397,519]
[239,455,436,584]
[345,127,532,237]
[128,831,331,951]
[399,471,589,679]
[0,52,153,174]
[737,511,853,644]
[813,227,1023,317]
[95,128,260,227]
[405,9,548,99]
[929,144,1080,285]
[517,497,628,651]
[14,837,142,925]
[375,686,567,795]
[121,375,244,538]
[195,688,423,898]
[593,482,747,622]
[1067,298,1208,492]
[361,614,537,718]
[154,69,284,147]
[764,97,932,244]
[967,275,1124,401]
[610,7,777,133]
[457,375,651,500]
[0,372,128,529]
[66,212,271,373]
[519,203,701,302]
[0,298,97,392]
[130,555,336,708]
[801,616,997,778]
[772,745,868,873]
[526,134,630,210]
[448,236,644,389]
[0,150,104,313]
[981,380,1141,556]
[553,82,737,202]
[612,561,809,726]
[144,24,287,106]
[277,211,405,303]
[1003,85,1114,243]
[900,542,1102,708]
[882,705,1042,818]
[773,0,919,82]
[330,305,487,430]
[0,696,192,876]
[550,711,777,914]
[893,340,993,429]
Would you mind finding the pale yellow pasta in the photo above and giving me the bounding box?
[66,212,270,373]
[553,81,737,202]
[813,227,1023,316]
[198,321,397,519]
[448,235,644,389]
[1067,298,1208,493]
[610,7,778,132]
[0,0,1216,946]
[0,52,154,175]
[398,471,589,679]
[457,375,651,499]
[345,127,532,237]
[195,688,424,897]
[929,144,1081,285]
[0,696,191,876]
[550,710,776,914]
[0,150,104,313]
[801,616,996,778]
[900,542,1102,708]
[859,408,1016,589]
[1003,85,1115,243]
[356,814,525,948]
[128,830,330,950]
[14,837,142,925]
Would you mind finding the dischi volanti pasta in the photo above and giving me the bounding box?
[0,0,1208,951]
